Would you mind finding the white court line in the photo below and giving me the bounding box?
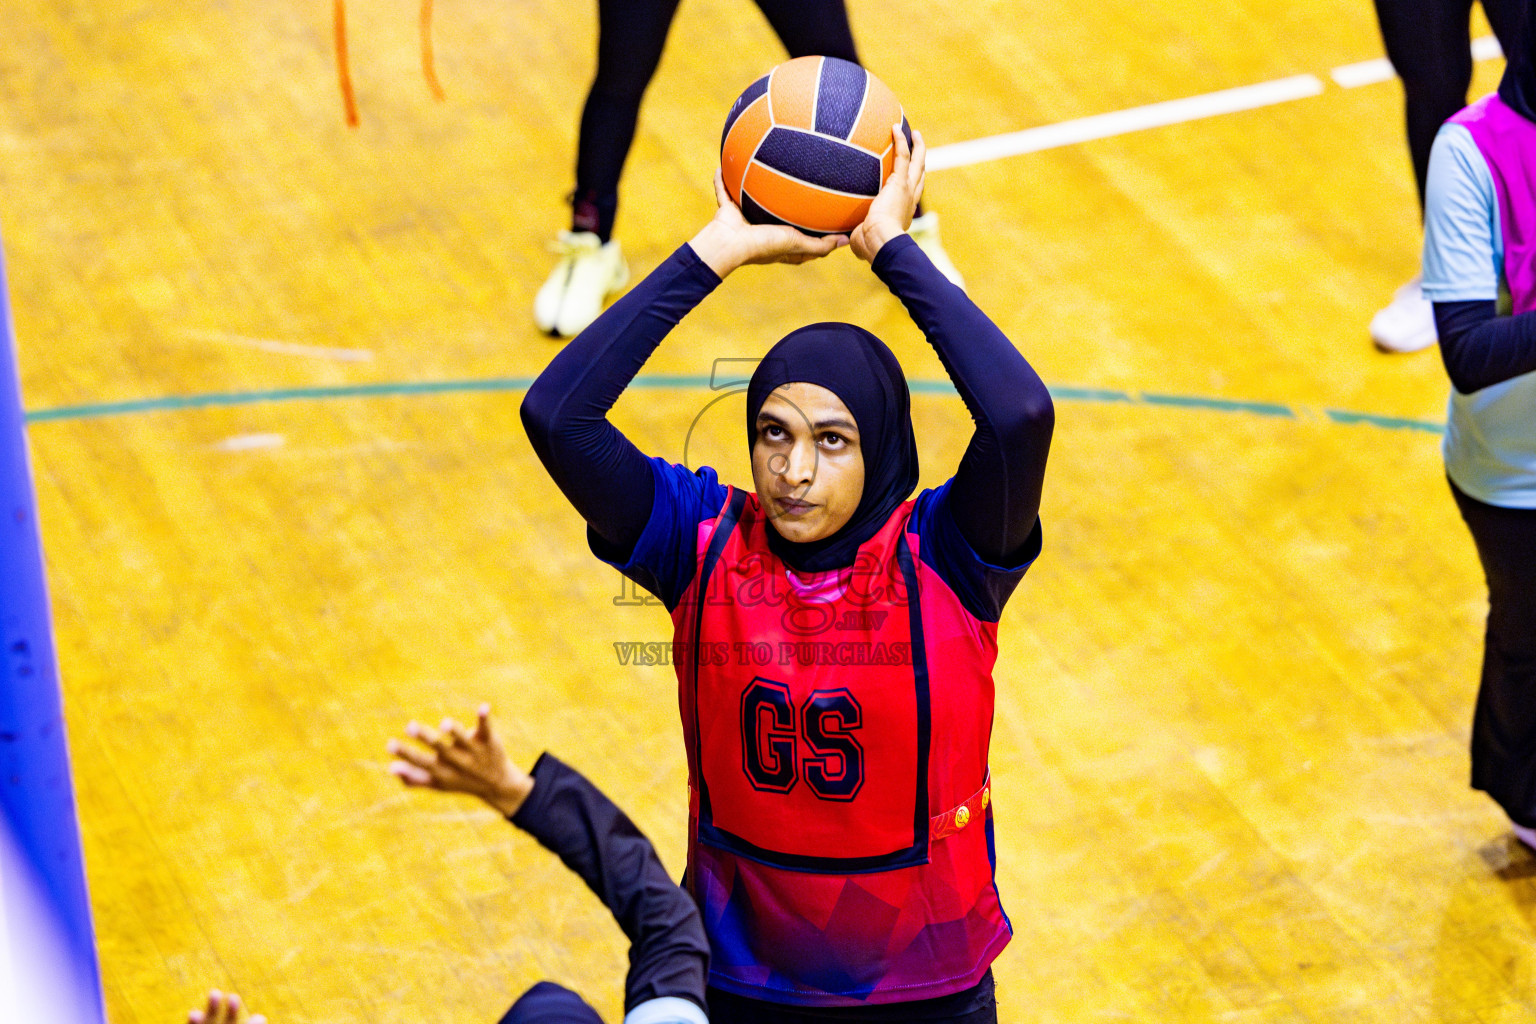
[183,329,374,362]
[926,75,1325,170]
[1471,34,1505,61]
[1330,57,1394,89]
[1331,35,1501,88]
[928,37,1506,171]
[212,433,285,451]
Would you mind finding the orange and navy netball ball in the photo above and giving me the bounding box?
[720,56,912,236]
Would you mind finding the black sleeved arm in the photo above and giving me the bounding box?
[871,234,1054,564]
[521,246,722,556]
[1435,299,1536,394]
[510,754,710,1014]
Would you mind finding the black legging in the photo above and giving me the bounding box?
[573,0,860,240]
[706,971,996,1023]
[1371,0,1524,213]
[1451,480,1536,830]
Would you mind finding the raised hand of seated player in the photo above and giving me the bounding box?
[187,989,265,1024]
[387,704,533,818]
[851,125,926,264]
[688,170,848,277]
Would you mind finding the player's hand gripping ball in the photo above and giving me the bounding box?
[720,56,913,236]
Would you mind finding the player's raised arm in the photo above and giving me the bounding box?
[690,171,847,276]
[520,180,844,561]
[386,708,710,1021]
[857,125,1055,566]
[186,990,266,1024]
[387,704,533,816]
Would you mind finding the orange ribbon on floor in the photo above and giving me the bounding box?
[332,0,445,127]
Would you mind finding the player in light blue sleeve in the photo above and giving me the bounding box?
[1420,6,1536,848]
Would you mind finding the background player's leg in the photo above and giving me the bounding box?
[535,0,682,339]
[1377,0,1477,210]
[573,0,686,242]
[1478,0,1528,74]
[1367,0,1476,352]
[752,0,859,63]
[1451,483,1536,845]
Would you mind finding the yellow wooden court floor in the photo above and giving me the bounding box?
[1,0,1533,1020]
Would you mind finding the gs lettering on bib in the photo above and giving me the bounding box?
[675,489,931,873]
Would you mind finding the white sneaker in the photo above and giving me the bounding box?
[534,231,629,338]
[1370,275,1437,353]
[908,211,966,291]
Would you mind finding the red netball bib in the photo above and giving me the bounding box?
[668,488,1012,1005]
[677,490,930,872]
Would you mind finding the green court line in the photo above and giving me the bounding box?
[19,376,1443,435]
[1139,392,1295,417]
[1325,409,1444,434]
[1047,386,1135,403]
[23,378,537,423]
[911,380,1139,405]
[625,374,716,390]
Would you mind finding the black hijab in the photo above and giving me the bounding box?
[746,322,919,574]
[1499,1,1536,122]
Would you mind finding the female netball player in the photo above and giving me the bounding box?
[1421,2,1536,849]
[522,127,1054,1022]
[533,0,963,338]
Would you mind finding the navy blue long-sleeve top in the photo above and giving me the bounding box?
[521,234,1054,621]
[511,754,710,1017]
[1435,299,1536,394]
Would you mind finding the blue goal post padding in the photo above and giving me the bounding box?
[0,235,107,1021]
